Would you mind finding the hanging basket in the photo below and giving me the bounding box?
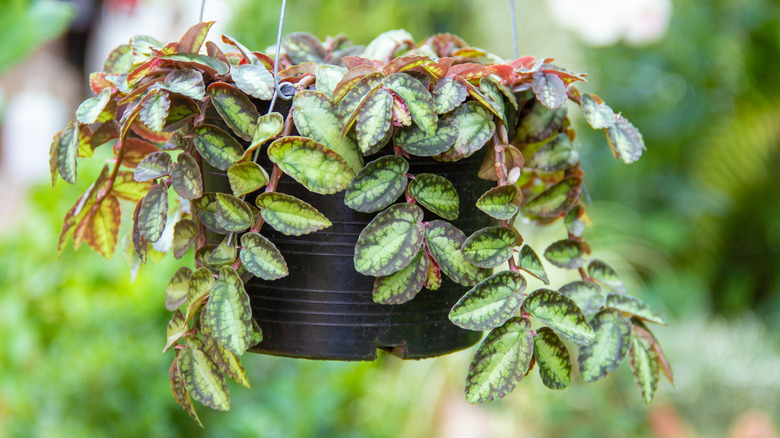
[203,140,492,360]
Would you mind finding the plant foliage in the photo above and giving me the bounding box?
[52,23,669,423]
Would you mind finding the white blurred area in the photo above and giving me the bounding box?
[545,0,672,46]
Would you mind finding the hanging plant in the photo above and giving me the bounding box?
[50,22,672,425]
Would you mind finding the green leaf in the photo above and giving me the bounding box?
[165,311,188,353]
[564,204,585,237]
[76,88,112,124]
[292,90,363,172]
[461,226,519,269]
[104,44,133,73]
[178,344,231,411]
[161,53,229,76]
[267,136,355,195]
[137,185,168,243]
[354,203,424,277]
[166,267,192,311]
[215,193,253,233]
[532,71,568,109]
[587,259,626,293]
[192,193,230,234]
[256,192,332,236]
[192,124,244,171]
[580,93,617,129]
[527,133,579,172]
[241,113,284,162]
[476,185,519,220]
[477,77,507,124]
[605,293,666,325]
[523,289,595,346]
[449,271,527,331]
[173,219,198,259]
[515,100,567,143]
[184,268,214,323]
[517,245,549,284]
[207,82,260,142]
[228,162,268,196]
[543,239,587,269]
[436,102,495,162]
[634,322,674,386]
[372,246,429,304]
[432,76,468,114]
[239,232,288,281]
[315,65,347,100]
[161,69,206,100]
[356,88,393,154]
[559,281,604,317]
[533,327,572,390]
[56,122,79,184]
[523,177,581,218]
[344,155,408,213]
[630,330,660,404]
[231,64,274,99]
[140,89,170,133]
[170,357,203,427]
[165,96,199,130]
[425,220,490,286]
[199,314,250,388]
[465,317,534,404]
[394,119,458,157]
[201,266,253,355]
[204,236,238,268]
[134,151,171,182]
[171,153,203,199]
[383,73,437,134]
[605,116,645,164]
[408,173,459,220]
[578,309,632,382]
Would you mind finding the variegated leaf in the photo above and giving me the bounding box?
[605,116,645,164]
[515,100,567,143]
[255,192,332,236]
[166,267,193,311]
[523,177,581,218]
[465,317,534,404]
[192,124,244,171]
[408,173,459,220]
[201,266,253,355]
[228,161,269,196]
[76,88,112,124]
[292,90,363,172]
[460,226,519,269]
[199,312,250,388]
[203,236,237,268]
[383,73,437,134]
[354,203,424,277]
[436,102,495,162]
[171,153,203,199]
[232,64,274,100]
[137,185,168,243]
[56,122,79,184]
[432,76,468,114]
[532,70,568,109]
[394,119,458,157]
[134,151,171,182]
[173,219,198,259]
[356,87,393,154]
[215,193,253,232]
[578,309,632,382]
[523,289,595,346]
[161,69,206,100]
[517,245,549,284]
[587,259,626,293]
[449,271,527,331]
[140,89,170,133]
[267,136,355,194]
[425,220,490,286]
[580,93,617,129]
[630,330,659,404]
[372,246,429,304]
[559,281,604,317]
[344,155,408,213]
[184,267,214,323]
[241,112,284,162]
[533,327,572,390]
[605,293,666,325]
[83,194,121,258]
[527,133,579,172]
[315,65,347,99]
[192,193,231,234]
[207,82,260,141]
[239,232,288,280]
[476,185,519,220]
[178,342,231,411]
[544,239,587,269]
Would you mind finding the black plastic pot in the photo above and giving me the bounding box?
[201,105,493,361]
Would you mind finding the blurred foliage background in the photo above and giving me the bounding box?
[1,0,779,436]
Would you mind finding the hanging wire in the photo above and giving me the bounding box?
[199,0,206,22]
[267,0,291,115]
[509,0,519,59]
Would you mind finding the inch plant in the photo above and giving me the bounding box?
[51,22,672,424]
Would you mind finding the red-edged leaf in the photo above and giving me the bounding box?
[83,195,121,258]
[178,21,214,54]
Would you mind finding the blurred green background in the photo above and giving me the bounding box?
[1,0,779,436]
